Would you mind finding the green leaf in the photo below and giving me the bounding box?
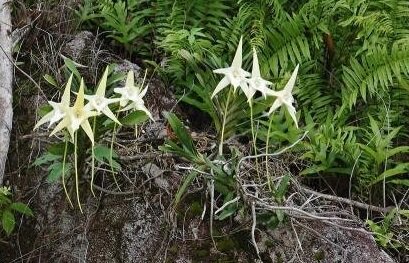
[47,162,72,182]
[33,153,61,166]
[63,58,82,80]
[174,171,198,207]
[48,142,73,156]
[215,204,238,220]
[38,104,53,117]
[94,145,121,171]
[275,174,291,202]
[10,203,33,216]
[388,179,409,187]
[372,163,409,185]
[43,74,58,87]
[2,210,15,235]
[163,112,197,156]
[120,111,148,126]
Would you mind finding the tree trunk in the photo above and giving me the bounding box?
[0,0,13,184]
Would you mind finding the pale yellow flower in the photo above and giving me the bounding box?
[50,79,99,144]
[84,67,121,125]
[268,65,300,128]
[243,48,272,102]
[34,74,73,130]
[212,37,250,98]
[114,70,153,120]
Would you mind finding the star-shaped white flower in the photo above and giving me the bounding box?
[84,67,121,125]
[211,36,250,98]
[50,78,99,144]
[268,64,300,128]
[34,74,73,130]
[243,48,272,102]
[114,70,153,120]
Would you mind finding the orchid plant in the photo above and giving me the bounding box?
[211,37,300,158]
[34,66,153,212]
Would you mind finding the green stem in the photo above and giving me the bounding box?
[110,113,121,191]
[219,89,232,156]
[90,116,96,197]
[250,102,260,177]
[265,116,274,192]
[74,132,83,213]
[62,140,73,208]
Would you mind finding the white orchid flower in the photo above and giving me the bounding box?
[50,78,99,144]
[243,48,272,102]
[268,64,300,128]
[212,36,250,98]
[34,74,73,130]
[84,67,121,125]
[114,70,153,120]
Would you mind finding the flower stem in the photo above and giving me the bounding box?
[250,102,260,177]
[90,116,96,197]
[110,114,121,191]
[74,132,83,213]
[62,140,73,208]
[219,89,232,156]
[265,116,274,192]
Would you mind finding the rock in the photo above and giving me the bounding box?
[261,220,396,263]
[63,31,94,62]
[113,60,142,77]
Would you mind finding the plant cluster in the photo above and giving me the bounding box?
[45,0,409,253]
[34,65,152,212]
[0,187,33,236]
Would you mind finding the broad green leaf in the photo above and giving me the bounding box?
[43,74,58,87]
[388,179,409,187]
[215,204,238,220]
[33,153,61,166]
[371,163,409,185]
[10,203,33,216]
[275,174,291,202]
[47,162,72,182]
[120,111,148,126]
[63,58,82,81]
[48,142,73,156]
[38,104,53,117]
[2,210,15,235]
[94,145,121,171]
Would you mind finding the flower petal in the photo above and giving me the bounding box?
[81,120,95,145]
[211,76,230,98]
[96,67,109,97]
[125,71,134,88]
[61,74,73,107]
[49,117,69,137]
[268,98,283,115]
[283,64,299,93]
[33,111,53,130]
[231,36,243,69]
[252,48,261,78]
[242,84,256,102]
[102,106,121,125]
[74,79,86,109]
[285,104,298,128]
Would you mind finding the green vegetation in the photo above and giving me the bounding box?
[0,187,33,236]
[5,0,408,258]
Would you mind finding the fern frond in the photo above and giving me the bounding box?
[342,44,409,108]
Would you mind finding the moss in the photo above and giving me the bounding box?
[193,248,210,259]
[167,244,178,256]
[189,201,203,217]
[216,237,236,253]
[314,249,325,261]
